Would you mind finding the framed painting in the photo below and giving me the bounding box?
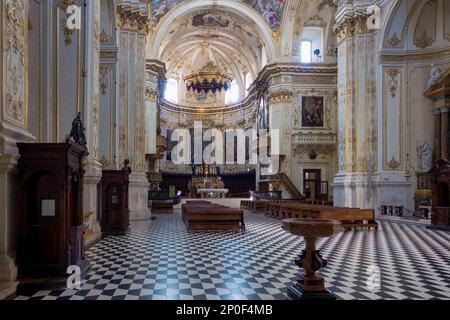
[301,96,324,128]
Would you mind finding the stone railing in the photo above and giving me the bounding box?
[159,163,257,175]
[292,132,336,147]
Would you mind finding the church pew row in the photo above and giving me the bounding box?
[151,200,174,212]
[240,200,378,230]
[182,202,245,230]
[266,202,378,230]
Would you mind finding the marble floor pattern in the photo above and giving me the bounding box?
[14,211,450,300]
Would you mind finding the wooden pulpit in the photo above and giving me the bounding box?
[17,141,89,277]
[429,160,450,231]
[101,163,131,236]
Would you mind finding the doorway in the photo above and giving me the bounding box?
[303,169,321,200]
[437,183,449,207]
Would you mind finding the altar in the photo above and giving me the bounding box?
[197,188,229,199]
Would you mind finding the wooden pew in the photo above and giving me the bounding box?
[151,200,174,213]
[183,203,245,230]
[266,202,378,230]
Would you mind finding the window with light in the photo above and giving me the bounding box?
[164,78,178,103]
[225,80,240,105]
[301,40,312,63]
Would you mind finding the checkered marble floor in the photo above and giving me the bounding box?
[14,211,450,300]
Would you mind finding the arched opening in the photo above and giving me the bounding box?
[300,27,324,63]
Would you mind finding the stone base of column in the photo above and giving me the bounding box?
[0,255,18,300]
[373,172,411,217]
[83,159,102,247]
[129,172,151,221]
[333,172,375,209]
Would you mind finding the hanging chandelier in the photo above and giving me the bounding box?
[184,62,233,94]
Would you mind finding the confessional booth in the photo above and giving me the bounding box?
[17,141,89,277]
[100,162,131,236]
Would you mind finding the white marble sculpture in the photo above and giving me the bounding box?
[426,65,445,90]
[417,140,432,171]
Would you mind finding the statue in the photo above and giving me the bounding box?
[122,159,132,174]
[426,65,445,90]
[417,141,432,171]
[69,112,87,146]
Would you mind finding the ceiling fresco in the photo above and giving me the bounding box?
[150,0,286,30]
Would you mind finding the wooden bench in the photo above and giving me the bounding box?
[240,200,269,213]
[151,200,174,213]
[266,202,378,230]
[183,203,245,230]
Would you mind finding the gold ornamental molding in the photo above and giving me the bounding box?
[381,48,450,63]
[387,157,400,170]
[145,89,158,102]
[100,51,118,60]
[387,68,400,98]
[268,90,293,104]
[387,33,401,47]
[117,6,150,35]
[414,31,435,49]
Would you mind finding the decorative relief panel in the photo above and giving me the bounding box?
[383,67,402,171]
[2,0,27,128]
[92,0,101,160]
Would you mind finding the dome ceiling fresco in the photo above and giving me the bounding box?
[159,9,263,88]
[151,0,286,30]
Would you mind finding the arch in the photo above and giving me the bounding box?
[149,0,277,63]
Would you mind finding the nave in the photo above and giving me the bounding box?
[13,210,450,301]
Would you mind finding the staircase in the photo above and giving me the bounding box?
[279,173,304,200]
[259,173,305,200]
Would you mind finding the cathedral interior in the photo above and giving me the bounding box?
[0,0,449,302]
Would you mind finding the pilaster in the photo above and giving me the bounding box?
[0,0,34,298]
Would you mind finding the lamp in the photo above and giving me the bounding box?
[184,61,233,94]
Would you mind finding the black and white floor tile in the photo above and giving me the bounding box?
[14,211,450,300]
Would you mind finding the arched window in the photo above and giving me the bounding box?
[300,27,324,63]
[225,80,239,105]
[245,73,253,94]
[164,78,178,103]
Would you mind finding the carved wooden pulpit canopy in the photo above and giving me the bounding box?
[424,67,450,162]
[425,72,450,231]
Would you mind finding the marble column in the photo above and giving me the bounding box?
[117,3,151,220]
[82,0,102,245]
[441,109,448,160]
[333,8,379,209]
[0,0,35,299]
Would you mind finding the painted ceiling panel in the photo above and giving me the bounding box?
[150,0,286,30]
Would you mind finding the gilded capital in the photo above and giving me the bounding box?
[333,12,371,44]
[117,6,150,35]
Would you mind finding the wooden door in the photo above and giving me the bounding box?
[22,172,64,275]
[105,184,122,227]
[303,169,321,201]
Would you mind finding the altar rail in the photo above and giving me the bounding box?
[250,190,282,200]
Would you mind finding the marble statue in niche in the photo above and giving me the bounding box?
[302,96,324,127]
[417,140,432,171]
